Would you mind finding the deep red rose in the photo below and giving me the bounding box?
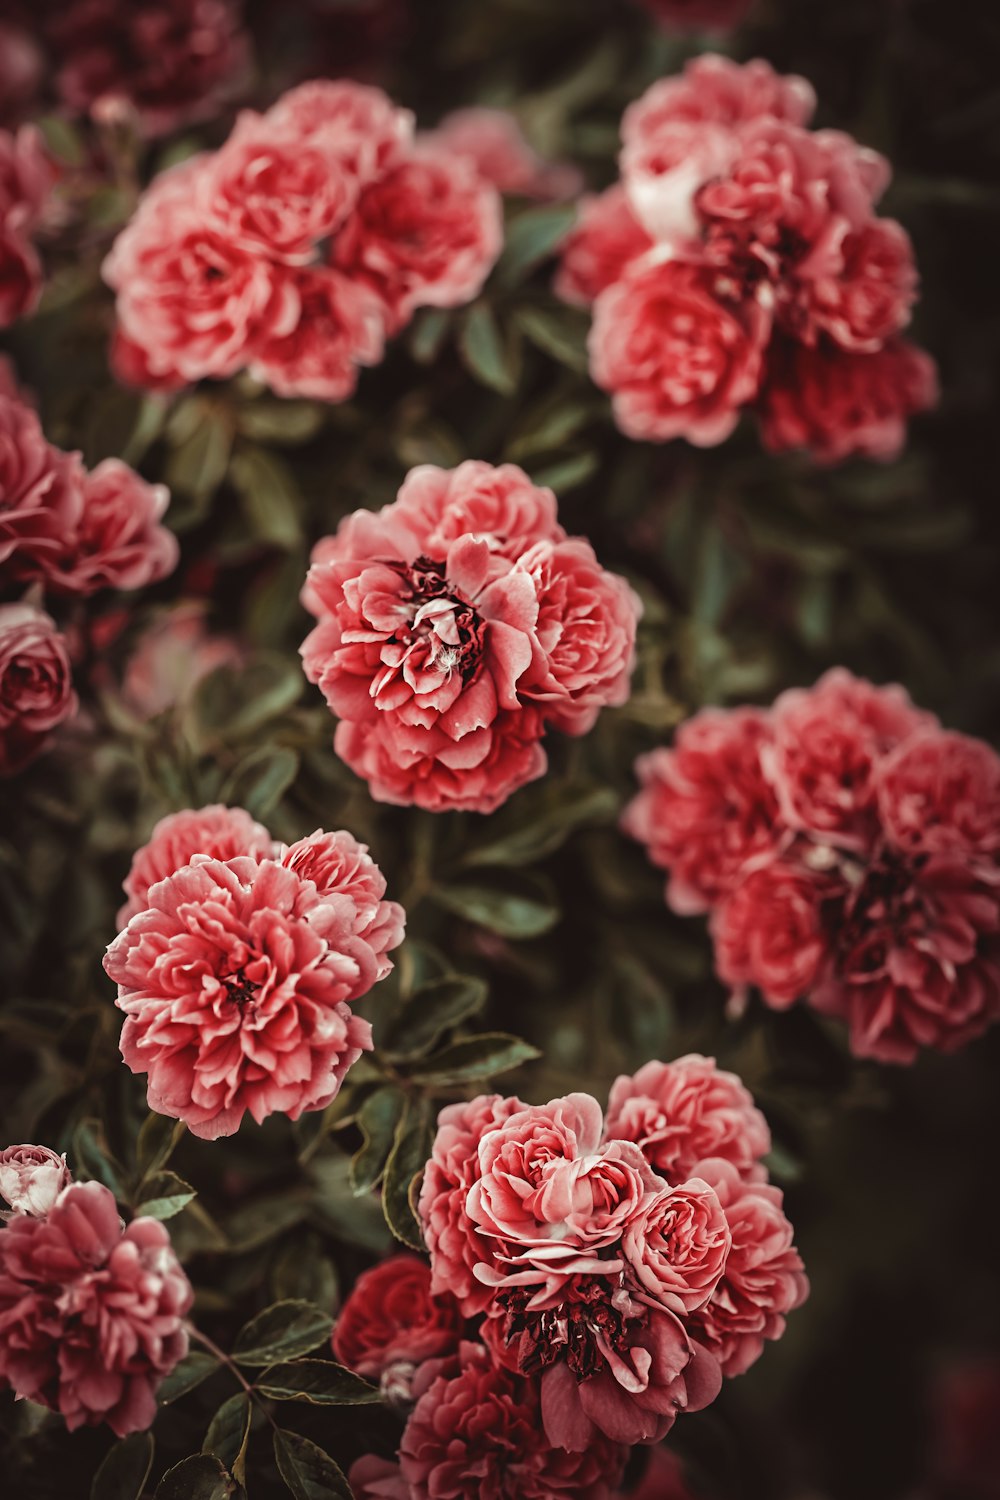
[332,1254,461,1391]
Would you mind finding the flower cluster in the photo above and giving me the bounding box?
[301,460,641,812]
[0,377,178,773]
[624,669,1000,1063]
[557,54,937,463]
[103,78,504,400]
[338,1057,804,1493]
[104,805,405,1138]
[0,125,56,328]
[0,1148,191,1436]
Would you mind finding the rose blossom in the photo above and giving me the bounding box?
[400,1341,628,1500]
[417,1093,526,1312]
[423,107,581,200]
[876,730,1000,864]
[0,1179,192,1434]
[620,56,815,144]
[621,708,782,914]
[266,79,414,181]
[120,603,243,720]
[686,1158,808,1377]
[0,126,55,328]
[333,144,503,333]
[117,803,274,926]
[621,1178,731,1314]
[555,186,653,308]
[588,258,768,446]
[808,218,918,353]
[0,221,42,329]
[615,1447,695,1500]
[757,335,939,465]
[711,862,832,1009]
[42,459,178,596]
[0,1146,71,1217]
[332,1255,461,1389]
[761,667,937,849]
[278,828,405,969]
[0,393,86,586]
[248,265,385,402]
[604,1055,771,1184]
[349,1456,410,1500]
[0,604,78,776]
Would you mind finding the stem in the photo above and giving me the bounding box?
[185,1322,280,1431]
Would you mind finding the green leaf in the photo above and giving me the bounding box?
[158,1351,219,1405]
[381,1101,433,1250]
[136,1170,196,1221]
[225,1193,310,1253]
[221,746,299,819]
[497,203,577,285]
[406,1033,540,1087]
[164,405,233,504]
[270,1235,339,1310]
[506,398,592,462]
[154,1453,234,1500]
[430,871,560,938]
[90,1432,155,1500]
[256,1360,380,1406]
[136,1114,185,1182]
[408,308,453,365]
[350,1087,406,1196]
[73,1120,126,1199]
[384,975,488,1059]
[233,1301,334,1367]
[231,445,305,549]
[529,451,599,493]
[203,1393,251,1482]
[236,400,326,446]
[190,655,303,746]
[309,1157,393,1255]
[463,785,618,867]
[458,304,519,395]
[513,304,590,373]
[274,1429,353,1500]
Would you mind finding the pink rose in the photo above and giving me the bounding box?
[349,1456,410,1500]
[423,107,582,200]
[417,1093,526,1313]
[109,329,188,394]
[400,1342,628,1500]
[761,667,937,850]
[248,265,385,402]
[266,79,414,182]
[332,1255,461,1390]
[44,459,178,596]
[104,852,401,1138]
[588,258,768,446]
[0,393,85,587]
[0,1179,192,1435]
[279,828,405,979]
[876,730,1000,864]
[757,335,939,465]
[687,1158,808,1377]
[120,604,244,720]
[0,604,78,776]
[0,220,41,328]
[117,803,274,926]
[49,0,249,138]
[632,0,755,32]
[621,708,782,914]
[334,144,503,333]
[0,125,56,236]
[711,862,832,1009]
[621,56,815,143]
[622,118,738,245]
[389,459,565,559]
[604,1055,771,1184]
[808,218,918,353]
[0,1146,71,1217]
[621,1178,731,1314]
[555,185,654,308]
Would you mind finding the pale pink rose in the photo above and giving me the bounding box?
[711,862,832,1009]
[120,604,244,720]
[49,0,249,138]
[266,79,414,182]
[104,852,400,1138]
[333,144,503,333]
[621,1177,731,1315]
[0,1146,71,1217]
[117,803,274,926]
[248,265,385,403]
[0,604,78,776]
[423,107,582,200]
[876,730,1000,864]
[279,828,406,979]
[0,393,86,586]
[332,1255,461,1386]
[417,1093,526,1313]
[0,1179,192,1435]
[103,158,300,385]
[633,0,754,31]
[757,335,939,465]
[588,258,768,446]
[687,1157,808,1377]
[808,218,918,353]
[555,185,653,308]
[761,667,937,850]
[604,1055,771,1185]
[621,57,815,146]
[42,459,178,596]
[621,709,782,915]
[812,855,1000,1064]
[401,1342,628,1500]
[349,1456,410,1500]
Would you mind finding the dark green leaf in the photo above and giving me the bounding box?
[233,1301,334,1366]
[381,1101,433,1250]
[90,1432,154,1500]
[384,975,488,1059]
[236,400,326,446]
[270,1235,339,1310]
[309,1158,393,1255]
[458,304,519,395]
[231,445,305,549]
[430,871,560,938]
[530,450,600,493]
[136,1170,196,1221]
[350,1087,406,1196]
[203,1393,251,1482]
[190,655,303,745]
[154,1453,234,1500]
[406,1033,540,1087]
[274,1429,353,1500]
[136,1114,185,1182]
[463,785,619,867]
[408,309,453,365]
[497,203,577,285]
[256,1360,379,1406]
[158,1351,219,1405]
[506,398,592,462]
[165,406,233,504]
[513,304,589,373]
[221,746,299,819]
[73,1120,126,1199]
[225,1193,310,1252]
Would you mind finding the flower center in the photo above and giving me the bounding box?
[222,971,259,1011]
[384,555,484,687]
[496,1277,630,1380]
